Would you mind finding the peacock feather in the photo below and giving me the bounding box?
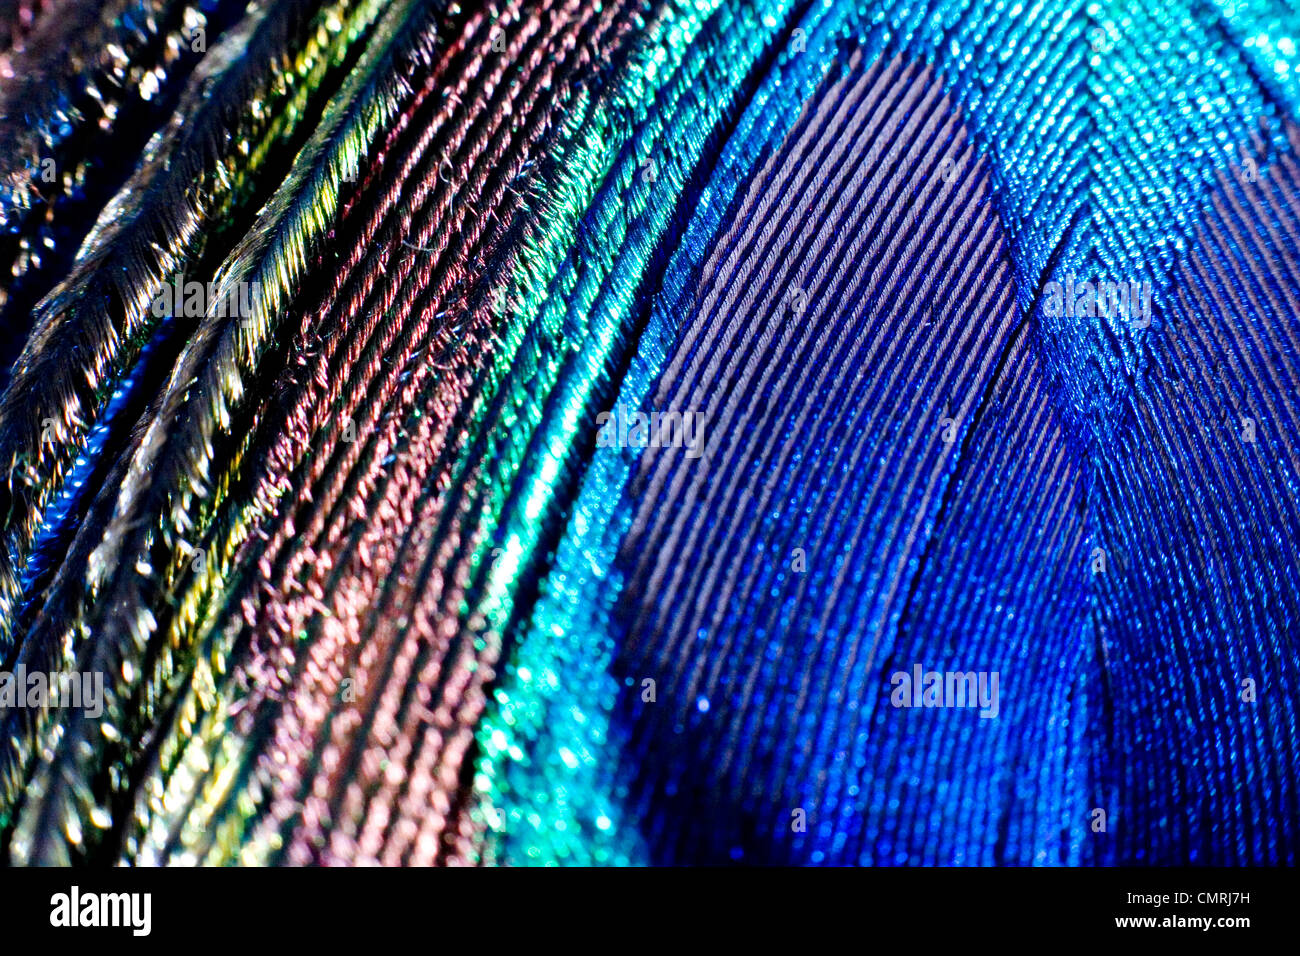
[0,0,1295,867]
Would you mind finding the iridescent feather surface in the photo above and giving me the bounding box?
[0,0,1296,866]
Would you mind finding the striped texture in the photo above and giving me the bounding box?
[0,0,1295,866]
